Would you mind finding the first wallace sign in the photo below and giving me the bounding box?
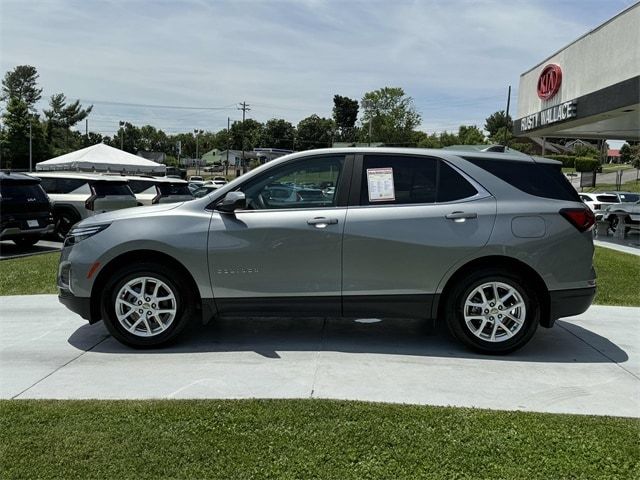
[520,100,577,132]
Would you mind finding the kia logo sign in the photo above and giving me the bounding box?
[537,64,562,100]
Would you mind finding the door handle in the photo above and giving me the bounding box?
[307,217,338,228]
[445,211,478,222]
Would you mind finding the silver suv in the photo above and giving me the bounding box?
[36,172,138,238]
[57,148,596,354]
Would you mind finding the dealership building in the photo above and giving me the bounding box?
[514,3,639,142]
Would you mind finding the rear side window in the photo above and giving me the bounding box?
[128,180,156,194]
[0,182,48,203]
[39,177,87,194]
[464,158,580,202]
[595,195,618,203]
[92,182,134,197]
[619,193,639,203]
[360,155,477,206]
[158,183,192,196]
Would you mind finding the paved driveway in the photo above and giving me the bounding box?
[1,295,638,417]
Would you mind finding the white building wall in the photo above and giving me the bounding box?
[517,4,640,118]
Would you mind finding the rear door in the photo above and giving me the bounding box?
[342,153,496,318]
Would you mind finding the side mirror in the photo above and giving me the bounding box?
[217,191,246,214]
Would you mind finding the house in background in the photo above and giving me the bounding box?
[607,149,621,163]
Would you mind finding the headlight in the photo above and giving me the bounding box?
[64,224,110,247]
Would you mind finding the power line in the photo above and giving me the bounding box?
[78,98,238,111]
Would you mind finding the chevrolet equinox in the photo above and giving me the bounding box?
[58,148,596,354]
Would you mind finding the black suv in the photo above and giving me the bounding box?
[0,172,55,247]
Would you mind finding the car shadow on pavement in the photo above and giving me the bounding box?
[67,316,629,364]
[0,240,61,260]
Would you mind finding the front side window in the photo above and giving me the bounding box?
[360,155,477,206]
[240,155,344,210]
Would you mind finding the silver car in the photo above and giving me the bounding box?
[36,172,138,238]
[57,148,596,354]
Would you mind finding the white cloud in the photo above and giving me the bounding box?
[0,0,629,135]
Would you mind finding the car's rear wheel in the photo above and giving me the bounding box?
[55,209,80,240]
[13,237,39,248]
[446,269,539,354]
[101,263,195,348]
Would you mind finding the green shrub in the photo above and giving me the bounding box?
[575,157,600,172]
[545,155,575,168]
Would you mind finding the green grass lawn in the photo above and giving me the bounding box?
[0,252,58,295]
[1,247,639,306]
[1,399,638,480]
[585,179,640,193]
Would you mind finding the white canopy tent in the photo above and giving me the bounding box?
[36,143,166,175]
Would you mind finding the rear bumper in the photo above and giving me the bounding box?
[59,289,92,322]
[548,286,596,323]
[0,223,55,240]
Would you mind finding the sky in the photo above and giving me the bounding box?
[0,0,636,140]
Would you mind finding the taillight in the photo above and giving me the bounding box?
[560,207,595,232]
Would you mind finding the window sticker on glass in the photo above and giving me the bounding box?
[366,167,395,202]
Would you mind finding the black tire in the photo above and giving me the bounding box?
[55,209,80,240]
[13,237,39,248]
[100,263,195,348]
[445,269,539,354]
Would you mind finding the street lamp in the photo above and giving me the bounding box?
[194,129,204,175]
[119,121,125,150]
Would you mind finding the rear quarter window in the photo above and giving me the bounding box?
[158,183,192,196]
[93,182,134,197]
[464,157,580,202]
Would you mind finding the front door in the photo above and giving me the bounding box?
[207,154,350,316]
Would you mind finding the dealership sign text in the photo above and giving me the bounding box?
[520,101,577,132]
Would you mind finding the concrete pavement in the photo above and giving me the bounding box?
[1,294,638,417]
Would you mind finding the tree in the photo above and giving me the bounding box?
[360,87,421,145]
[413,131,441,148]
[438,131,459,147]
[457,125,486,145]
[1,98,49,169]
[332,95,359,142]
[296,115,334,150]
[43,93,93,155]
[629,145,640,169]
[484,110,513,138]
[229,119,264,151]
[261,118,295,149]
[1,65,43,112]
[619,143,632,164]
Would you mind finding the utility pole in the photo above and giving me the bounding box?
[194,129,203,175]
[29,121,33,172]
[119,121,125,150]
[238,101,250,174]
[503,85,511,148]
[226,117,230,177]
[85,119,88,145]
[362,99,373,146]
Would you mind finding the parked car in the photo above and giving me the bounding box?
[204,178,227,188]
[191,184,219,198]
[188,176,205,186]
[579,192,618,212]
[601,191,640,204]
[121,176,193,206]
[598,199,640,234]
[0,172,55,247]
[57,148,595,353]
[36,172,138,239]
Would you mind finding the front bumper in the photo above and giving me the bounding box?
[59,288,93,322]
[549,286,596,323]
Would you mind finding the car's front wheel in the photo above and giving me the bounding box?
[101,263,195,348]
[446,269,539,354]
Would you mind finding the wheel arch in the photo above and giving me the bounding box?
[90,249,204,324]
[435,255,552,327]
